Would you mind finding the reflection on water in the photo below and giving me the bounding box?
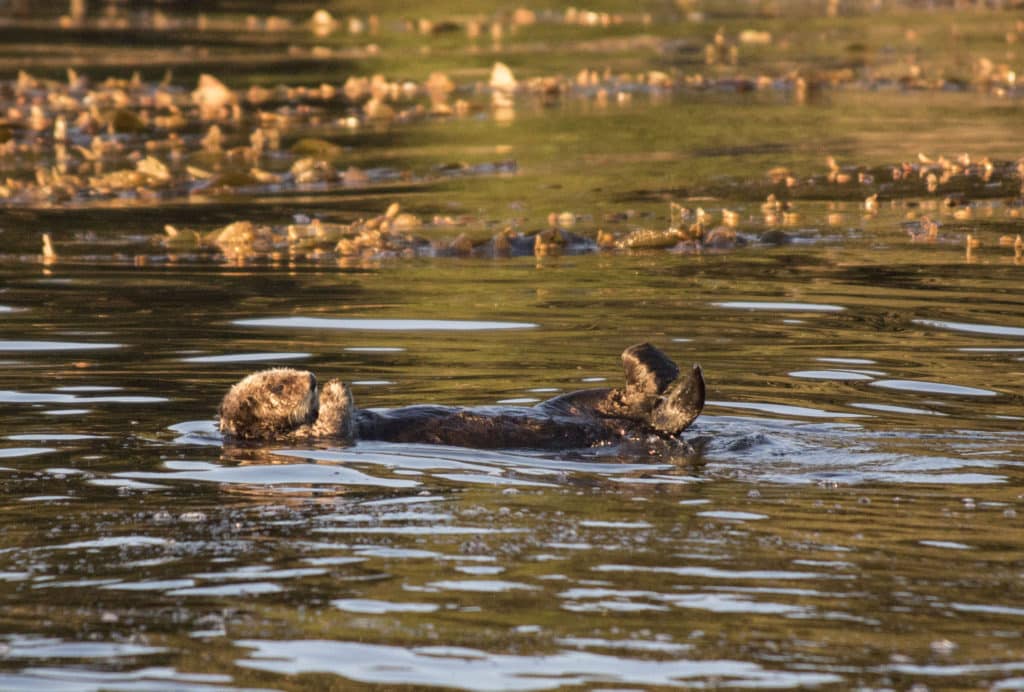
[915,319,1024,338]
[0,340,122,351]
[235,317,540,331]
[236,638,842,689]
[713,301,846,312]
[0,390,167,404]
[5,251,1024,690]
[869,379,998,397]
[2,2,1024,690]
[182,352,311,364]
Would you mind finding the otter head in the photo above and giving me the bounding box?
[218,368,319,440]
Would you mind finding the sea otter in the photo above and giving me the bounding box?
[217,343,704,449]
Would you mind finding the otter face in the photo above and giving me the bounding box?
[218,368,319,440]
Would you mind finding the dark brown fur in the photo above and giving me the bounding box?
[217,344,704,449]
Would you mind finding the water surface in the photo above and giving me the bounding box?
[2,1,1024,690]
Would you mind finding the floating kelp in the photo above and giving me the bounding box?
[0,46,1021,213]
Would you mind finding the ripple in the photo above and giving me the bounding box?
[960,347,1024,353]
[0,390,166,404]
[714,301,844,312]
[426,579,537,593]
[345,347,406,352]
[556,637,690,654]
[312,442,668,477]
[354,547,440,559]
[817,357,877,365]
[33,578,121,589]
[789,370,874,381]
[667,592,811,616]
[316,526,526,536]
[455,565,505,576]
[40,408,91,416]
[869,379,997,397]
[884,661,1024,677]
[303,556,367,566]
[333,599,439,614]
[579,520,652,529]
[236,639,842,688]
[560,587,664,601]
[563,600,669,613]
[849,403,947,416]
[53,536,169,550]
[88,478,166,490]
[167,420,221,446]
[0,571,30,581]
[434,473,560,488]
[7,434,103,441]
[0,447,56,459]
[190,566,326,580]
[919,540,972,550]
[322,511,453,523]
[1,636,165,659]
[81,395,167,404]
[951,603,1024,617]
[595,564,825,580]
[851,472,1004,485]
[697,511,769,521]
[276,448,492,473]
[236,317,538,331]
[0,340,122,351]
[100,578,197,592]
[166,582,283,597]
[117,464,418,489]
[165,461,218,471]
[361,494,446,507]
[19,495,73,503]
[914,318,1024,338]
[182,351,311,364]
[709,400,865,419]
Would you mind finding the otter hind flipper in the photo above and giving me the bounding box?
[622,342,681,398]
[649,364,705,435]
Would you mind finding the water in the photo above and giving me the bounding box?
[2,1,1024,689]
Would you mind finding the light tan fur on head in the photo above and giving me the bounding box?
[218,368,319,440]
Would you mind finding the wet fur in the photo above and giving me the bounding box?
[218,368,319,440]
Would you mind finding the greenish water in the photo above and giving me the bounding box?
[3,2,1024,690]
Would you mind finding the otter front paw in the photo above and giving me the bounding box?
[309,378,356,441]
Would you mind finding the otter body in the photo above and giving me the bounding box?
[218,343,704,450]
[353,398,618,449]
